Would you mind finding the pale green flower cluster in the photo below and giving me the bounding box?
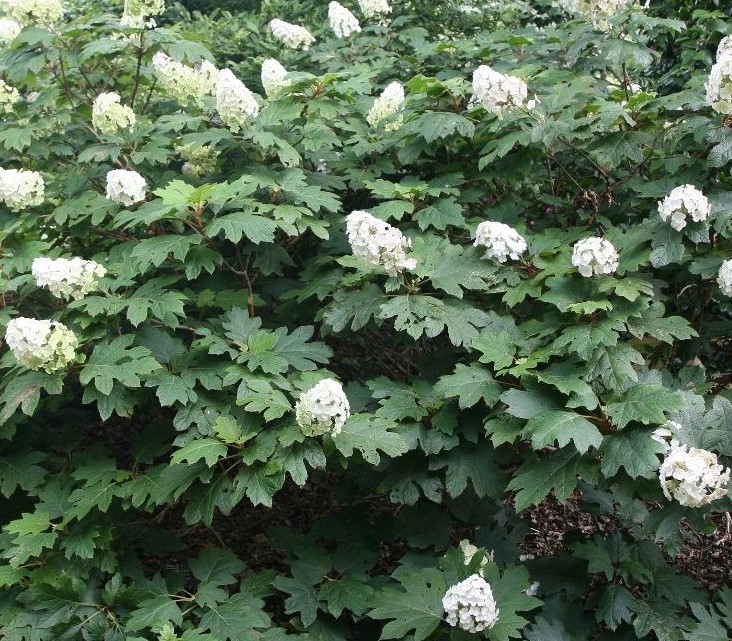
[3,0,64,27]
[152,52,218,103]
[92,92,135,135]
[4,317,78,373]
[31,256,106,300]
[261,58,290,98]
[367,81,405,129]
[215,68,259,133]
[0,79,19,113]
[121,0,164,28]
[177,143,218,179]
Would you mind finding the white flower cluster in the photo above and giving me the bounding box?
[657,185,711,232]
[92,92,136,135]
[295,378,350,436]
[215,68,259,133]
[105,169,147,206]
[3,0,63,27]
[659,440,730,507]
[706,39,732,116]
[121,0,164,28]
[152,52,218,103]
[31,257,106,300]
[474,221,527,262]
[329,2,361,38]
[261,58,290,98]
[346,210,417,276]
[358,0,391,19]
[366,81,405,129]
[269,19,315,50]
[557,0,633,31]
[442,574,500,633]
[0,168,44,210]
[471,65,528,117]
[4,317,78,373]
[0,17,21,44]
[717,259,732,296]
[177,143,218,179]
[0,79,19,113]
[571,237,619,277]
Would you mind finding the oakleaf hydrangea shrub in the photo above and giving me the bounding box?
[0,0,730,639]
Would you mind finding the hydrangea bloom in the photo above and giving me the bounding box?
[177,143,218,179]
[358,0,391,19]
[471,65,528,117]
[557,0,634,31]
[269,19,315,50]
[215,68,259,133]
[92,92,136,135]
[717,35,732,60]
[329,2,361,38]
[4,318,78,373]
[706,46,732,116]
[4,0,64,27]
[105,169,147,206]
[717,259,732,296]
[31,257,106,300]
[0,18,22,44]
[346,210,417,276]
[295,379,350,436]
[659,440,730,507]
[474,221,527,262]
[657,185,711,232]
[366,81,405,129]
[571,237,619,277]
[443,574,500,633]
[261,58,290,98]
[0,168,45,210]
[152,52,218,102]
[0,79,19,113]
[121,0,164,27]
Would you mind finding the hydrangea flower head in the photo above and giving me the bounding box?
[0,168,44,210]
[657,185,711,232]
[105,169,147,206]
[706,46,732,116]
[0,18,22,44]
[152,52,218,103]
[92,92,136,135]
[296,378,350,436]
[4,0,64,27]
[443,574,500,633]
[571,237,619,277]
[31,257,106,300]
[261,58,290,98]
[557,0,634,31]
[269,18,315,50]
[5,318,78,373]
[659,440,730,507]
[346,210,417,276]
[177,143,218,179]
[358,0,391,19]
[329,2,361,38]
[121,0,164,27]
[471,65,528,117]
[367,81,405,129]
[717,259,732,296]
[0,79,20,113]
[474,221,527,262]
[215,68,259,133]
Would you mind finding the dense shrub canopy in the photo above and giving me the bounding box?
[0,0,731,640]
